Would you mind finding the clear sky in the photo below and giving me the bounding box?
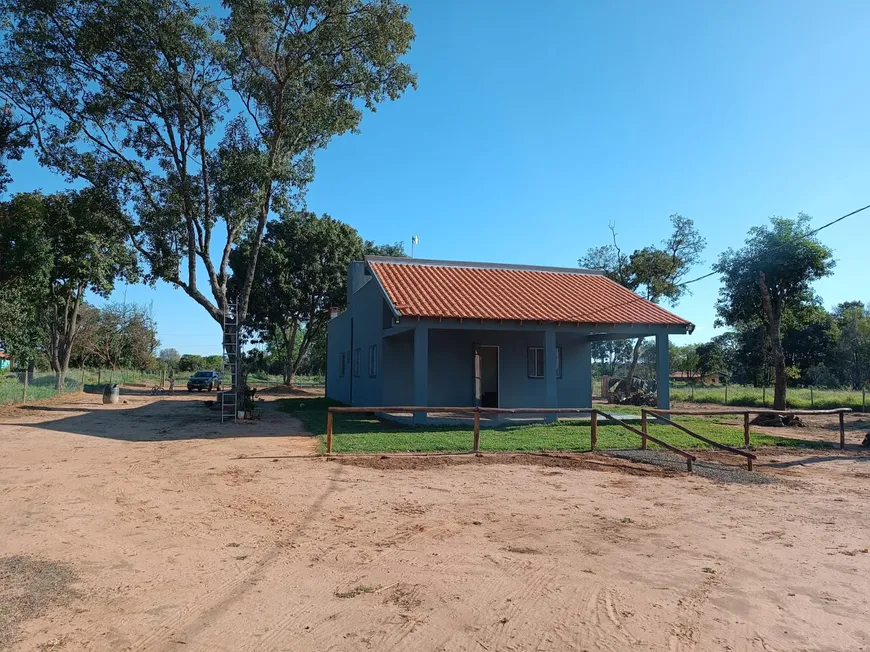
[6,0,870,355]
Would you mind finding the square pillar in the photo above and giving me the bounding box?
[656,333,670,411]
[578,338,592,408]
[544,329,558,422]
[413,325,429,424]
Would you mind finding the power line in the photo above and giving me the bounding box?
[677,202,870,288]
[575,201,870,322]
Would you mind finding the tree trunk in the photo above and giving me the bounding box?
[617,337,645,394]
[758,273,787,410]
[282,322,300,386]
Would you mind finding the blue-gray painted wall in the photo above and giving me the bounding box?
[326,263,676,409]
[326,277,386,406]
[327,264,597,408]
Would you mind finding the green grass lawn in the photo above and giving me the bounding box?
[669,383,867,411]
[278,397,829,454]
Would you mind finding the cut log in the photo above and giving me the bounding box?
[750,413,805,428]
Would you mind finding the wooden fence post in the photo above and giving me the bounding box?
[724,382,728,405]
[81,365,86,388]
[839,412,845,450]
[810,386,814,408]
[161,368,166,389]
[590,411,598,450]
[641,410,648,450]
[743,412,750,448]
[22,367,28,403]
[473,409,481,453]
[326,410,334,454]
[98,369,102,385]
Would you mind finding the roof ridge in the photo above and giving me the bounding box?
[365,256,605,277]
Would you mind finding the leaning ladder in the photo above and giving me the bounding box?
[221,303,239,423]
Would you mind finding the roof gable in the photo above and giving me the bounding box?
[366,258,692,328]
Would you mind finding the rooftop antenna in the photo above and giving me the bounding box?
[411,235,419,258]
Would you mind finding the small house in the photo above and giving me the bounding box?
[326,257,693,422]
[669,371,722,385]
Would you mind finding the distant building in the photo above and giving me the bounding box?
[669,370,722,385]
[0,351,10,372]
[327,257,694,421]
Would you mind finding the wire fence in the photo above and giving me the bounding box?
[669,383,868,412]
[0,366,326,407]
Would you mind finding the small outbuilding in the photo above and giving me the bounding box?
[326,257,693,422]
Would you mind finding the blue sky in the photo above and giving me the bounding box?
[6,0,870,355]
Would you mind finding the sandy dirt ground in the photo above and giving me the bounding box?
[1,391,869,651]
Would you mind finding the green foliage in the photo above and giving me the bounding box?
[580,215,706,305]
[73,302,159,370]
[580,215,705,391]
[695,341,724,378]
[158,348,182,369]
[0,104,28,194]
[231,210,400,383]
[0,190,138,386]
[715,215,834,328]
[178,354,207,372]
[203,355,224,370]
[0,0,417,326]
[714,215,835,408]
[365,241,407,257]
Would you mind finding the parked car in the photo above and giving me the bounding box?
[187,370,222,392]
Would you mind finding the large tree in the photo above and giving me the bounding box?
[579,214,706,394]
[230,211,403,385]
[714,214,834,410]
[0,0,416,327]
[0,190,138,389]
[75,302,159,371]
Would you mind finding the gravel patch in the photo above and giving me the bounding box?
[609,449,781,485]
[0,555,78,650]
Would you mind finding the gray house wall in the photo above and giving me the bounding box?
[426,329,591,408]
[326,311,352,404]
[326,273,387,406]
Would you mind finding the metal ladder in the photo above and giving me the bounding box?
[221,302,239,423]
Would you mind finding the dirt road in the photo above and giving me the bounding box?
[1,391,869,651]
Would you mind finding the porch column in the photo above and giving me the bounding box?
[544,329,558,422]
[413,325,429,424]
[656,333,670,411]
[578,338,592,408]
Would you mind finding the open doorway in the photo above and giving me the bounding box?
[474,345,499,407]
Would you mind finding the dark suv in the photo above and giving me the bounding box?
[187,370,222,392]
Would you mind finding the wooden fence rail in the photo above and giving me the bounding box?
[644,407,852,450]
[325,406,698,472]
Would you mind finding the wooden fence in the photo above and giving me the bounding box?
[643,407,852,450]
[325,406,698,471]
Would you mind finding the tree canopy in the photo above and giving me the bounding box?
[714,214,835,408]
[230,211,404,384]
[0,0,417,326]
[579,214,706,392]
[0,190,138,388]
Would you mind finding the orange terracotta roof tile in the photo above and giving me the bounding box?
[367,258,692,327]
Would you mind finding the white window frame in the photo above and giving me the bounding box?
[528,347,562,379]
[353,348,361,377]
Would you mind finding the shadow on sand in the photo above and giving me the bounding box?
[2,398,308,443]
